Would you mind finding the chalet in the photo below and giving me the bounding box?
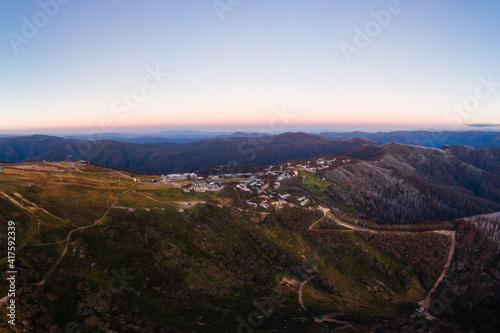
[259,201,270,209]
[207,182,220,190]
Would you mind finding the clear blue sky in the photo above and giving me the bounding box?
[1,0,499,134]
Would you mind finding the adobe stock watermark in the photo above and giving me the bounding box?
[213,0,244,21]
[443,75,499,126]
[64,65,168,160]
[339,0,411,64]
[110,65,169,120]
[408,279,466,332]
[421,74,499,148]
[236,240,339,332]
[7,0,72,54]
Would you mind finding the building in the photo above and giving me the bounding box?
[167,173,187,180]
[300,199,310,206]
[185,173,197,180]
[207,182,220,190]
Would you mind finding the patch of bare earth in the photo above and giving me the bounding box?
[6,165,65,172]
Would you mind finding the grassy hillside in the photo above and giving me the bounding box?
[0,161,485,332]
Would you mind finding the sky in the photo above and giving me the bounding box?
[1,0,500,135]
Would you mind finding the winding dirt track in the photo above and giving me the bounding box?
[37,182,136,285]
[2,175,136,305]
[300,207,354,324]
[419,230,456,318]
[300,206,457,324]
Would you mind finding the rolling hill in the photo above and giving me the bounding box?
[318,143,500,223]
[0,133,377,173]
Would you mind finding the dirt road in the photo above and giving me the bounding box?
[303,205,457,323]
[37,182,136,285]
[419,230,456,319]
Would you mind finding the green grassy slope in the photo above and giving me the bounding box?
[0,162,456,332]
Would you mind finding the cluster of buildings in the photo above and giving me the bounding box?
[236,174,310,211]
[186,181,223,192]
[152,172,254,183]
[147,155,349,210]
[293,157,349,173]
[152,173,203,182]
[235,178,271,193]
[244,192,311,211]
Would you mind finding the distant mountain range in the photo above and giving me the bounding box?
[62,130,227,144]
[0,131,499,174]
[3,130,497,147]
[319,130,500,148]
[0,133,375,173]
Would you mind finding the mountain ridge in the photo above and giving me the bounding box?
[0,133,376,173]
